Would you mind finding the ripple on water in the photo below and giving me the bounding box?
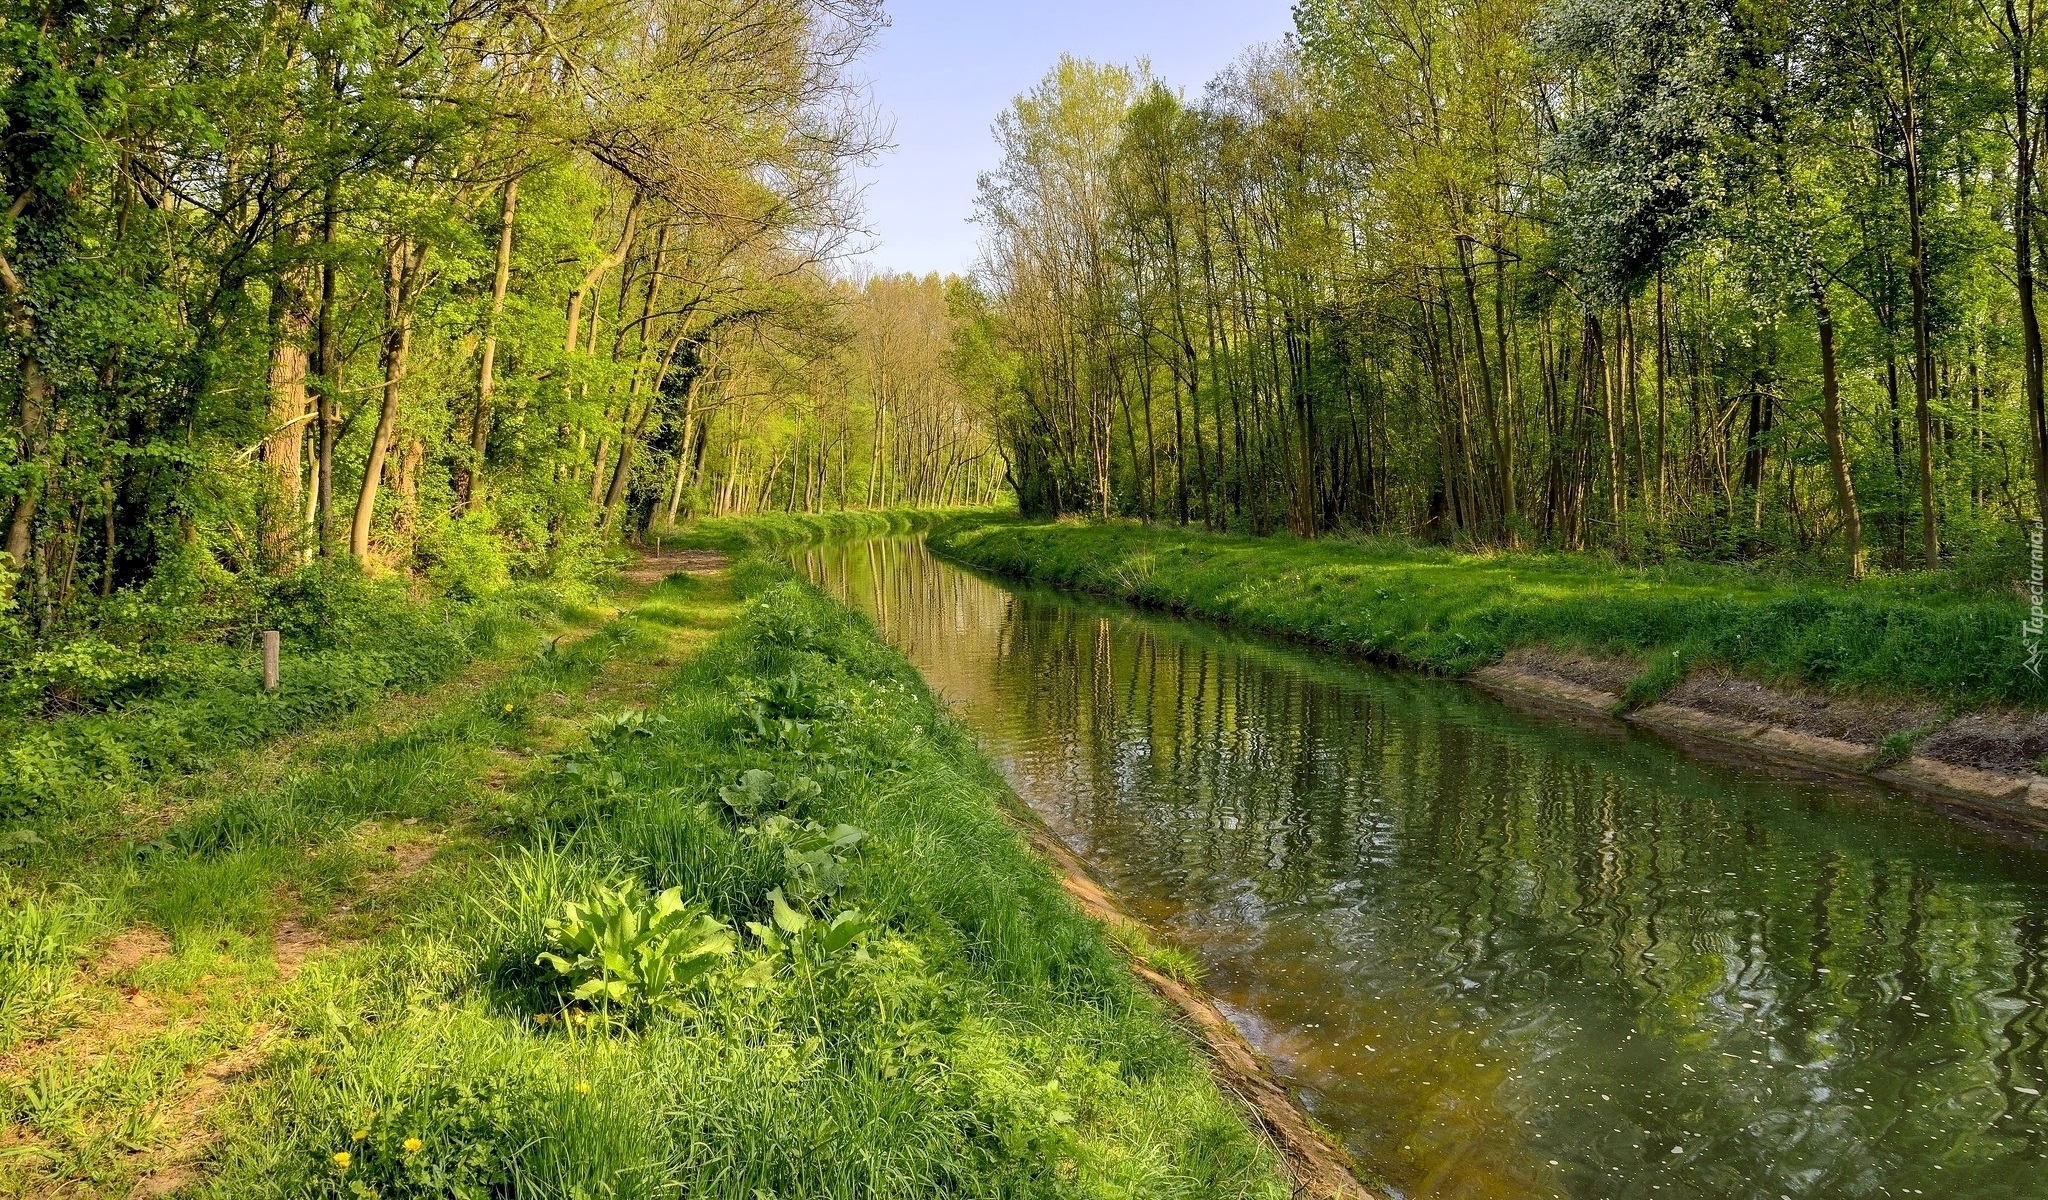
[799,538,2048,1200]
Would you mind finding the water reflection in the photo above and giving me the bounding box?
[797,538,2048,1200]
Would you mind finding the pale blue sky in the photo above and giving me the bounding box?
[851,0,1298,278]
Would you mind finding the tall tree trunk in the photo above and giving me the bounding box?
[2012,0,2048,524]
[1812,279,1864,577]
[1896,15,1941,568]
[464,176,519,513]
[1655,271,1670,517]
[0,193,47,576]
[314,178,339,558]
[350,241,418,563]
[666,389,699,524]
[601,227,672,530]
[263,267,312,565]
[565,191,643,355]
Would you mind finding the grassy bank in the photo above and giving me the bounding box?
[0,507,991,819]
[930,516,2041,710]
[657,506,1003,556]
[0,534,1286,1198]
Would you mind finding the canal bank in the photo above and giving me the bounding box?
[801,533,2048,1200]
[672,511,1378,1198]
[928,517,2048,833]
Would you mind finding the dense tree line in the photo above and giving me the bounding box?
[0,0,1007,648]
[689,272,1006,518]
[975,0,2048,574]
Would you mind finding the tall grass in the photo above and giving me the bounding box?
[193,565,1286,1198]
[0,570,594,818]
[930,516,2043,708]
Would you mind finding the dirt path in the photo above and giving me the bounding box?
[617,546,728,585]
[0,555,736,1200]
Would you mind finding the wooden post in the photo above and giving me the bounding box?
[262,630,281,693]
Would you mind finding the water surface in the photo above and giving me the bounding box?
[797,537,2048,1200]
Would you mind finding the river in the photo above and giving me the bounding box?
[795,536,2048,1200]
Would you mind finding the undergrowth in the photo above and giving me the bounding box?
[655,506,997,558]
[0,558,600,818]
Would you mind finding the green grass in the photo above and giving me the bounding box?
[0,566,601,818]
[656,505,1005,557]
[0,523,1286,1200]
[929,516,2041,709]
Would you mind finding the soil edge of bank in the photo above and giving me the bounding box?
[1004,808,1382,1200]
[1472,651,2048,831]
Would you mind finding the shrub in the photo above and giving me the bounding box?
[535,884,734,1016]
[417,513,512,600]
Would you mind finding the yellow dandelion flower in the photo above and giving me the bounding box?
[574,1080,591,1095]
[403,1136,423,1154]
[332,1151,351,1170]
[351,1129,368,1143]
[503,703,514,713]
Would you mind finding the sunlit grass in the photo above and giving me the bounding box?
[0,541,1286,1199]
[932,516,2039,707]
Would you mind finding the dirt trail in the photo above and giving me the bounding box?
[0,551,733,1200]
[618,546,728,585]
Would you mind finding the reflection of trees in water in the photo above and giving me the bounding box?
[800,538,2048,1195]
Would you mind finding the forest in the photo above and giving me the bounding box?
[13,0,2048,664]
[0,0,1000,653]
[974,0,2048,579]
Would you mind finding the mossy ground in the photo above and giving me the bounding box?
[0,524,1286,1200]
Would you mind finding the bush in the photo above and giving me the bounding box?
[417,513,512,600]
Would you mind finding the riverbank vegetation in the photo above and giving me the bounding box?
[932,515,2042,708]
[0,539,1290,1197]
[969,0,2048,585]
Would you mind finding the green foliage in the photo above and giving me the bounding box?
[1104,920,1206,988]
[416,513,513,600]
[0,0,955,699]
[664,508,979,557]
[536,884,734,1015]
[717,767,822,820]
[975,0,2045,582]
[743,887,873,965]
[0,578,567,818]
[1621,647,1693,712]
[755,815,865,907]
[1877,730,1919,767]
[0,888,101,1050]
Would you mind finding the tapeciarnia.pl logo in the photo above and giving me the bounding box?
[2028,522,2045,678]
